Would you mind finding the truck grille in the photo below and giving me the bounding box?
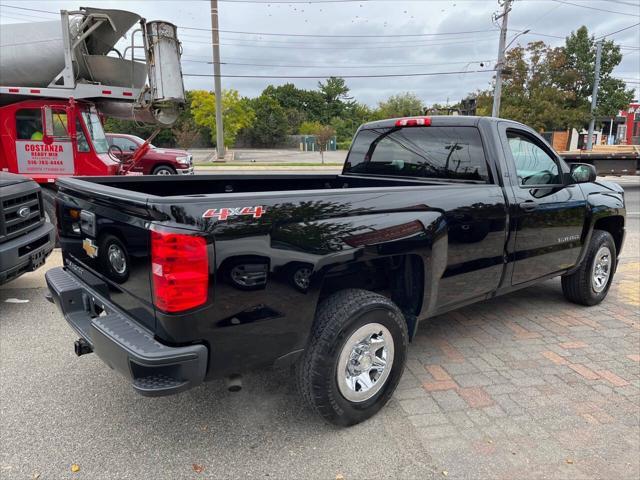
[0,189,43,242]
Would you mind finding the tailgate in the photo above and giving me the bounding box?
[55,179,157,332]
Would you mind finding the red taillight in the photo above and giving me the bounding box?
[395,117,431,127]
[151,230,209,313]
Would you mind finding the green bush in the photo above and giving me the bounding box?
[336,140,352,151]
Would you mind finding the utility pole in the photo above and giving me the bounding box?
[492,0,512,118]
[210,0,225,159]
[586,39,603,151]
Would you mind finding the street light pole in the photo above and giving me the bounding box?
[210,0,225,159]
[492,0,512,118]
[586,39,603,151]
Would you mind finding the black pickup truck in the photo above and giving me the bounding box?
[45,116,625,425]
[0,172,54,284]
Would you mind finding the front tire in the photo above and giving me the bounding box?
[297,289,409,426]
[152,165,176,175]
[562,230,617,306]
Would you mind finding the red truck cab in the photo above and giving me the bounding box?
[105,133,194,175]
[0,99,120,183]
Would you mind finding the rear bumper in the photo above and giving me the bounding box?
[0,221,54,285]
[45,266,208,397]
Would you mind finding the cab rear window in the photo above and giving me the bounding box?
[344,126,490,182]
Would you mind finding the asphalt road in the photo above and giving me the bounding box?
[0,177,638,479]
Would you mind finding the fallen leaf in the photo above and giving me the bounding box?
[442,471,448,477]
[5,298,29,304]
[192,464,205,474]
[32,473,40,480]
[566,459,574,464]
[336,474,345,480]
[71,464,80,473]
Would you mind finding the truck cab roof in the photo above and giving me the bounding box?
[359,115,516,130]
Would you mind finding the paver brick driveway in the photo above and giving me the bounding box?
[397,256,639,479]
[1,176,639,480]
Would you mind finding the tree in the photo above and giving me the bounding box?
[315,125,336,164]
[377,93,425,119]
[246,94,289,147]
[190,89,255,148]
[172,120,200,150]
[263,83,325,125]
[318,77,353,122]
[471,27,634,132]
[299,121,323,135]
[171,90,210,149]
[562,26,634,117]
[103,117,176,147]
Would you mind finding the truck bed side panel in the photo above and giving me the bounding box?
[147,183,507,377]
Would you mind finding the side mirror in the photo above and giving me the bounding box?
[570,163,597,184]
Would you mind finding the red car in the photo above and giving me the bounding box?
[105,133,194,175]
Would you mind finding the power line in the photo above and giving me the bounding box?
[181,37,497,50]
[178,26,500,38]
[181,59,495,68]
[609,0,640,7]
[0,4,57,15]
[596,22,640,40]
[183,68,494,79]
[179,30,497,46]
[550,0,640,17]
[215,0,488,2]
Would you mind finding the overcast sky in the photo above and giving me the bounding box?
[1,0,638,106]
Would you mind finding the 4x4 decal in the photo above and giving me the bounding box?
[202,206,265,221]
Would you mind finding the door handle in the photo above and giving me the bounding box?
[519,201,537,212]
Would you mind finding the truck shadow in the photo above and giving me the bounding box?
[103,278,573,442]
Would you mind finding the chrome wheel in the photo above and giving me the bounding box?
[155,167,174,175]
[107,243,127,274]
[591,246,611,293]
[337,323,394,403]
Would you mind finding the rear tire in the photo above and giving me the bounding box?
[562,230,616,306]
[152,165,176,175]
[297,289,409,426]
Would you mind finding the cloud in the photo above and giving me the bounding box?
[3,0,638,104]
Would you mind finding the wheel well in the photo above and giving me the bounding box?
[318,254,424,338]
[593,216,624,254]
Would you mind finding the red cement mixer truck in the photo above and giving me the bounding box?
[0,7,186,230]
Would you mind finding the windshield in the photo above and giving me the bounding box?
[81,111,109,154]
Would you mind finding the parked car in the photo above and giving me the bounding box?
[105,133,194,175]
[46,116,625,426]
[0,172,54,284]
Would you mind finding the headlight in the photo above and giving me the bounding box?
[176,156,189,162]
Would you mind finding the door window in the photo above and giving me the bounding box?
[111,136,138,151]
[507,131,561,186]
[51,111,69,137]
[16,109,43,140]
[76,120,90,152]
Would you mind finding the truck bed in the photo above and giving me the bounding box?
[71,173,473,198]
